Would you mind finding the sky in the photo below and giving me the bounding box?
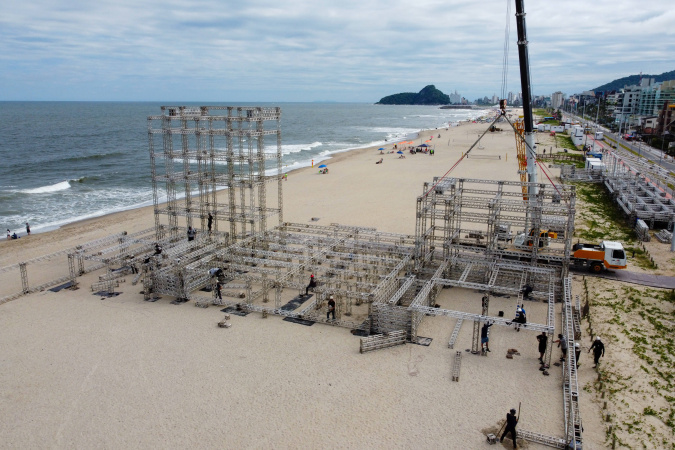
[0,0,673,103]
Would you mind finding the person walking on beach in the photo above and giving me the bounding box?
[554,334,568,362]
[25,222,30,235]
[207,214,213,233]
[327,295,336,321]
[589,336,605,368]
[187,226,196,241]
[536,331,548,363]
[500,408,519,449]
[481,321,493,352]
[305,274,317,296]
[6,229,10,240]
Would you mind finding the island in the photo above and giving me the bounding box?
[376,85,450,105]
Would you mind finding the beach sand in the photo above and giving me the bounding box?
[0,111,613,449]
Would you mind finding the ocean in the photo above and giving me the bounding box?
[0,102,484,234]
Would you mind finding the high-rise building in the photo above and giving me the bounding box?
[551,91,564,109]
[449,90,462,104]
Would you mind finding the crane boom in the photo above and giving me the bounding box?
[515,0,537,197]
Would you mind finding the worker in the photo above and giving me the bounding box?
[513,305,526,332]
[589,336,605,368]
[305,274,317,296]
[327,295,336,320]
[500,408,519,449]
[574,342,581,368]
[536,332,547,363]
[481,321,493,352]
[554,334,568,362]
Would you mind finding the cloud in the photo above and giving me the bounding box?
[0,0,673,101]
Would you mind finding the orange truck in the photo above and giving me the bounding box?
[571,241,627,273]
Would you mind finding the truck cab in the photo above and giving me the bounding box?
[572,241,627,272]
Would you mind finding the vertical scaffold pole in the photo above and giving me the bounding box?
[19,262,29,294]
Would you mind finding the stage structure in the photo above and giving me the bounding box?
[0,104,584,448]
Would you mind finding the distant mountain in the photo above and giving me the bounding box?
[592,69,675,93]
[376,85,450,105]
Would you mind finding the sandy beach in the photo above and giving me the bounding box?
[2,110,669,449]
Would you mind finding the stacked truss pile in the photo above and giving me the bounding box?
[603,153,675,229]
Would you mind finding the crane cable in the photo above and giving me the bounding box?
[421,113,504,199]
[500,0,512,101]
[503,114,565,199]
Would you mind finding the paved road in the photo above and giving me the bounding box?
[564,112,675,172]
[573,268,675,289]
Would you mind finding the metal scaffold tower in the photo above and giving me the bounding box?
[147,106,283,243]
[415,177,575,275]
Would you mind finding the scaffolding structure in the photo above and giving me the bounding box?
[414,177,575,273]
[560,148,675,230]
[0,228,158,304]
[603,151,675,229]
[147,106,283,243]
[0,104,587,448]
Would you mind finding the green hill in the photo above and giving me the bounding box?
[592,69,675,93]
[377,85,450,105]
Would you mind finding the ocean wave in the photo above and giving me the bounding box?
[61,152,127,164]
[17,181,71,194]
[262,141,322,154]
[69,176,100,184]
[281,141,322,154]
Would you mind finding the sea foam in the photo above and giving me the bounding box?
[19,181,71,194]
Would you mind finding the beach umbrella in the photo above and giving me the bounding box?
[419,144,428,148]
[378,147,385,150]
[397,151,403,154]
[318,164,327,168]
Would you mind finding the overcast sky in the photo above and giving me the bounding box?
[1,0,673,102]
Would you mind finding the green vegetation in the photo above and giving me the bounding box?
[538,152,585,168]
[588,284,675,448]
[575,183,634,242]
[376,85,450,105]
[592,69,675,93]
[555,134,579,151]
[573,183,661,268]
[623,245,658,270]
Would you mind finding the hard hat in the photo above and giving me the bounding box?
[311,274,314,278]
[595,336,601,341]
[575,343,580,348]
[329,295,334,299]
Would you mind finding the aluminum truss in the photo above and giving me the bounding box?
[148,106,283,243]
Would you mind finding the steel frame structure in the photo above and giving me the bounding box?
[147,106,283,243]
[560,148,675,230]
